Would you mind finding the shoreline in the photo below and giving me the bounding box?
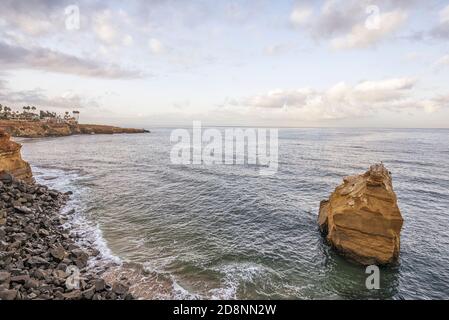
[33,165,194,300]
[0,172,134,300]
[28,165,207,300]
[0,120,149,139]
[0,127,180,300]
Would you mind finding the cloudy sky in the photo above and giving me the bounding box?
[1,0,449,128]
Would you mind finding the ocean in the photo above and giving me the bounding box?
[18,128,449,299]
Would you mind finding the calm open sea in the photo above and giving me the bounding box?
[19,128,449,299]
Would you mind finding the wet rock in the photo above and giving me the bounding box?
[0,210,6,225]
[24,278,40,289]
[94,279,105,292]
[27,292,38,299]
[10,274,30,284]
[0,289,17,300]
[62,290,82,300]
[82,286,96,299]
[71,249,89,268]
[50,245,67,262]
[112,282,129,296]
[24,225,36,234]
[48,191,59,199]
[54,291,65,300]
[33,269,47,280]
[26,256,50,267]
[53,269,67,280]
[0,172,13,184]
[125,293,133,300]
[0,271,11,285]
[14,206,33,215]
[39,229,50,237]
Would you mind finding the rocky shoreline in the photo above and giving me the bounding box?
[0,172,134,300]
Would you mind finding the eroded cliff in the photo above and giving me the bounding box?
[318,164,403,265]
[0,129,33,183]
[0,121,148,138]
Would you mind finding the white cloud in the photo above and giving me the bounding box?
[430,4,449,38]
[8,14,52,36]
[0,2,58,37]
[148,38,164,54]
[93,11,119,45]
[122,34,134,46]
[331,10,407,49]
[439,4,449,23]
[228,77,447,121]
[434,54,449,67]
[264,44,291,56]
[0,41,142,79]
[405,52,421,61]
[290,6,313,26]
[0,79,99,110]
[289,1,414,48]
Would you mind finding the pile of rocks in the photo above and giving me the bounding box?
[0,172,133,300]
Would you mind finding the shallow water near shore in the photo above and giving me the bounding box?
[18,128,449,299]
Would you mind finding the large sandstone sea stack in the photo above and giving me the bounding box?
[318,164,403,265]
[0,129,33,183]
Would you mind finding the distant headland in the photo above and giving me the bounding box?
[0,104,149,138]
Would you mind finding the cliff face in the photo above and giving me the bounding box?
[78,124,147,135]
[318,164,403,265]
[0,129,33,183]
[0,121,147,138]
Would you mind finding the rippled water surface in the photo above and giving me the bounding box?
[19,128,449,299]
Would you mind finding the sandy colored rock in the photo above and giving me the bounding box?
[318,163,403,265]
[0,129,33,182]
[0,120,148,138]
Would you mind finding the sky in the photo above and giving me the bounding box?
[0,0,449,128]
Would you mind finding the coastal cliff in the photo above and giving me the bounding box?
[318,164,403,265]
[0,129,33,183]
[0,120,148,138]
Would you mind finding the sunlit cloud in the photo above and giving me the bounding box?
[148,38,165,55]
[290,5,313,26]
[331,10,407,50]
[225,77,448,121]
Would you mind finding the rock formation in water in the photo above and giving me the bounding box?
[0,129,33,183]
[318,163,403,265]
[0,120,149,138]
